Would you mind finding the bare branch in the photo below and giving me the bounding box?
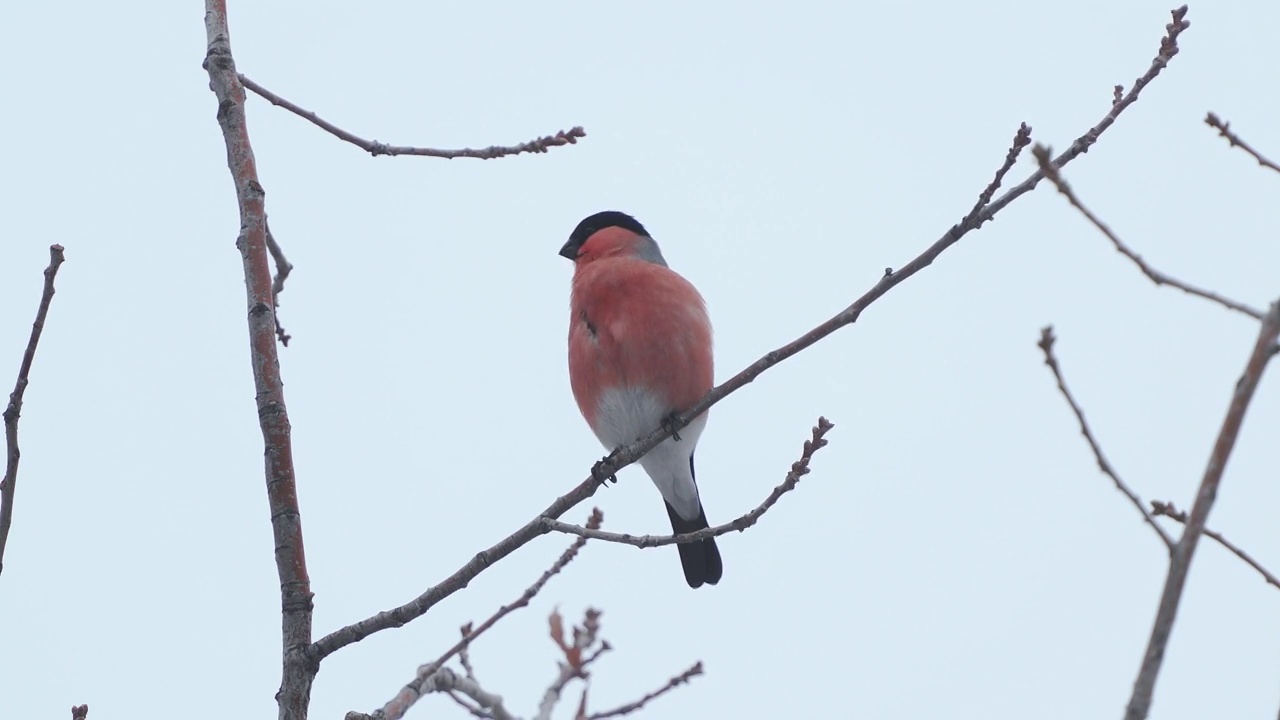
[1036,327,1175,552]
[980,5,1190,221]
[1125,300,1280,720]
[1205,113,1280,175]
[266,221,293,346]
[370,509,604,720]
[238,74,586,160]
[458,623,478,681]
[961,122,1033,225]
[535,608,609,720]
[346,668,516,720]
[445,690,491,720]
[545,418,833,547]
[0,244,65,577]
[308,8,1188,659]
[1031,144,1264,319]
[586,662,704,720]
[1151,500,1280,591]
[203,3,314,718]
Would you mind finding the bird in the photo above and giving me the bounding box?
[560,210,723,589]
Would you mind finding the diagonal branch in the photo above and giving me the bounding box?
[1150,500,1280,591]
[1124,300,1280,720]
[1204,113,1280,175]
[309,7,1190,660]
[545,417,833,547]
[586,662,703,720]
[239,74,586,160]
[371,509,604,720]
[0,244,66,577]
[203,4,314,719]
[1032,144,1264,319]
[980,5,1190,221]
[1036,327,1175,552]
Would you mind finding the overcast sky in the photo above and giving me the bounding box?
[3,2,1279,719]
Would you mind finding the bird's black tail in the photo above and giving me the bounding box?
[665,501,723,589]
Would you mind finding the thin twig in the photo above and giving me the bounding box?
[308,8,1188,660]
[372,509,604,720]
[0,244,66,577]
[203,4,314,719]
[1205,113,1280,175]
[545,418,833,547]
[586,662,704,720]
[265,221,293,346]
[980,5,1190,221]
[1124,300,1280,720]
[1036,327,1175,552]
[1032,144,1264,319]
[535,608,608,720]
[961,122,1033,224]
[445,690,492,720]
[346,668,516,720]
[239,74,586,160]
[458,623,477,681]
[1151,500,1280,591]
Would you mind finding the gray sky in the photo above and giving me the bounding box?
[3,2,1278,718]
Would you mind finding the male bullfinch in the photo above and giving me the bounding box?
[560,211,723,589]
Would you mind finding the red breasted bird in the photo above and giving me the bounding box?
[560,211,723,588]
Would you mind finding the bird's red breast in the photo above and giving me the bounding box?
[567,251,713,431]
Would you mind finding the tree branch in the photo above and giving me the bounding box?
[545,418,833,547]
[309,8,1188,658]
[535,608,609,720]
[1031,144,1263,319]
[586,662,703,720]
[1124,300,1280,720]
[1150,500,1280,591]
[369,509,604,720]
[238,74,586,160]
[266,221,293,346]
[1036,327,1175,552]
[203,3,314,719]
[979,5,1190,221]
[1204,113,1280,175]
[0,244,65,577]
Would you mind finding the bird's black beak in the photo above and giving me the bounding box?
[558,240,579,260]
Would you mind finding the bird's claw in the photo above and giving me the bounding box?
[661,412,683,442]
[592,451,621,487]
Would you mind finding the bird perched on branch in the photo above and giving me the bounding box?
[560,211,723,589]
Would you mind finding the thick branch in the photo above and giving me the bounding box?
[1151,500,1280,591]
[1037,328,1175,552]
[310,6,1187,660]
[1032,144,1263,319]
[0,244,65,577]
[546,418,832,547]
[203,3,314,719]
[1124,300,1280,720]
[239,74,585,160]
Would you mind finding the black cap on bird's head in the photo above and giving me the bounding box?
[559,211,650,260]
